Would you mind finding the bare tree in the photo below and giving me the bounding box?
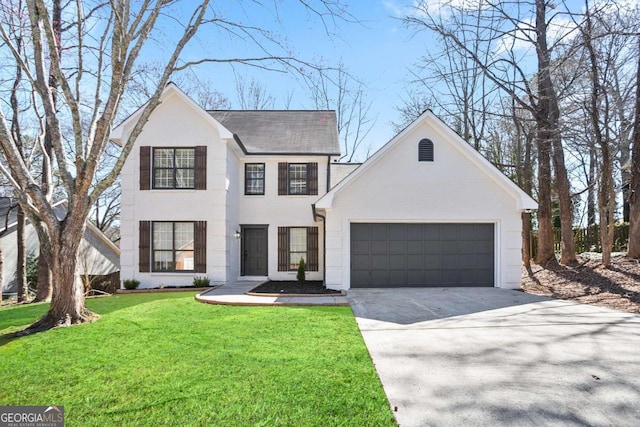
[305,62,376,162]
[235,76,276,110]
[0,0,348,333]
[628,34,640,258]
[405,0,577,264]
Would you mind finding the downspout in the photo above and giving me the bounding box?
[311,203,326,287]
[326,154,332,193]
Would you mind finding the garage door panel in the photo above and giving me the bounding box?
[441,241,459,254]
[424,270,442,284]
[425,242,442,254]
[371,226,388,240]
[350,223,494,288]
[352,241,370,254]
[424,255,441,269]
[407,241,423,254]
[457,224,477,239]
[389,241,406,254]
[389,224,406,240]
[423,224,440,239]
[406,224,423,240]
[371,254,388,269]
[389,255,406,269]
[389,270,406,284]
[407,254,424,269]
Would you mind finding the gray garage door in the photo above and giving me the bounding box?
[350,223,494,288]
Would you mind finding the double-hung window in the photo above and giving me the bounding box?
[153,148,195,189]
[152,222,195,271]
[288,164,308,195]
[245,163,265,195]
[277,162,318,195]
[139,221,206,273]
[277,226,319,271]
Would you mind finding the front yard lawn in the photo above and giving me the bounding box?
[0,293,395,426]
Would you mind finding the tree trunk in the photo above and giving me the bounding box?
[628,37,640,258]
[35,0,61,302]
[34,257,52,302]
[16,206,27,302]
[587,147,596,226]
[23,214,98,333]
[535,127,555,264]
[0,249,3,304]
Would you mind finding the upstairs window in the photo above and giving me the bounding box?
[278,162,318,195]
[154,148,195,189]
[288,164,308,195]
[245,163,265,195]
[139,146,206,190]
[418,139,434,162]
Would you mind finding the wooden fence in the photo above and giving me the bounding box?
[529,224,629,258]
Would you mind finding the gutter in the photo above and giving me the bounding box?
[311,203,327,287]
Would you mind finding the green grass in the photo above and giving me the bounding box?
[0,293,395,426]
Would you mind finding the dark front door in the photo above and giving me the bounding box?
[242,226,268,276]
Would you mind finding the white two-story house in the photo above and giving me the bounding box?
[113,84,536,291]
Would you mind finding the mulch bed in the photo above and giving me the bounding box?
[249,281,341,295]
[521,254,640,314]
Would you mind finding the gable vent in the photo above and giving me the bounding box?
[418,139,434,162]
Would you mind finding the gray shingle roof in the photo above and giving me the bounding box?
[208,110,340,155]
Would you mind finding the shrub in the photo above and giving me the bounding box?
[122,279,140,290]
[297,258,306,283]
[193,276,210,287]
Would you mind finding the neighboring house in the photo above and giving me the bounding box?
[113,84,536,290]
[0,198,121,296]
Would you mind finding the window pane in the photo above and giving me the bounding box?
[154,169,173,188]
[174,223,194,249]
[175,250,194,271]
[175,169,194,188]
[175,148,195,168]
[153,251,173,271]
[289,164,307,195]
[154,149,174,167]
[153,222,173,249]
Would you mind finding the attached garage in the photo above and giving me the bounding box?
[350,223,494,288]
[315,110,537,291]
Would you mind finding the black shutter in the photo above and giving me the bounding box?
[278,163,288,195]
[195,146,207,190]
[139,221,151,272]
[278,227,289,271]
[418,139,434,161]
[194,221,207,273]
[140,146,151,190]
[307,226,319,271]
[308,162,318,195]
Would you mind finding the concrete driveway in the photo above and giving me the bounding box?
[348,288,640,426]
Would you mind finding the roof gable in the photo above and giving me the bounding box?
[316,110,537,212]
[208,110,340,155]
[110,83,233,145]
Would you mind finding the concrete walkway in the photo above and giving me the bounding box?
[195,281,348,306]
[348,288,640,427]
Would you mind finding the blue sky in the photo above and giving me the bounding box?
[160,1,424,158]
